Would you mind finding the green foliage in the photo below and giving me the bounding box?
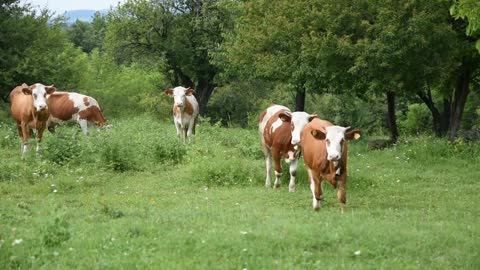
[153,137,187,165]
[41,127,82,165]
[398,103,433,135]
[43,217,71,248]
[191,157,261,187]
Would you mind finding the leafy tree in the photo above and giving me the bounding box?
[450,0,480,52]
[0,0,88,103]
[67,12,107,53]
[104,0,231,115]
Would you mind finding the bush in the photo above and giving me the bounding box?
[42,127,82,165]
[191,157,262,187]
[398,103,432,135]
[153,135,187,164]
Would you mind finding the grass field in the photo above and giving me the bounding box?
[1,116,479,269]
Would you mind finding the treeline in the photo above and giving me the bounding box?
[0,0,479,141]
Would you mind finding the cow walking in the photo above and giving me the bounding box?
[46,91,107,135]
[301,118,361,211]
[164,86,199,143]
[10,83,56,157]
[259,104,316,192]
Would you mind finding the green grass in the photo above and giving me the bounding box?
[0,116,479,269]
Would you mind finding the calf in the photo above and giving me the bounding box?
[259,104,316,192]
[10,83,56,157]
[46,91,107,135]
[164,86,199,143]
[301,118,361,211]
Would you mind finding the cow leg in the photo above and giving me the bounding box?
[186,120,195,143]
[20,123,31,158]
[272,149,282,188]
[288,158,298,192]
[337,176,347,212]
[308,169,323,210]
[36,128,45,154]
[79,119,89,135]
[264,150,272,188]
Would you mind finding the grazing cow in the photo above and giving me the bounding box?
[46,91,107,135]
[10,83,56,157]
[259,104,316,192]
[301,118,361,211]
[164,86,199,143]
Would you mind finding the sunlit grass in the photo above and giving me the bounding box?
[0,116,479,269]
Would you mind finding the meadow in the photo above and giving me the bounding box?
[0,115,479,269]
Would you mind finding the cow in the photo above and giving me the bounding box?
[164,86,199,143]
[10,83,56,157]
[46,91,107,135]
[259,104,316,192]
[300,118,361,211]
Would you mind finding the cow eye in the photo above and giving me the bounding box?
[326,139,330,145]
[33,93,37,98]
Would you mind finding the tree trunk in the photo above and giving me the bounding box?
[295,87,306,111]
[417,90,449,136]
[195,81,215,116]
[447,63,471,141]
[386,91,399,143]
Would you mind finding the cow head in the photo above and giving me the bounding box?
[279,111,317,146]
[164,86,195,108]
[21,83,56,112]
[311,126,361,161]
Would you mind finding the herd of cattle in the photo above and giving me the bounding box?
[9,83,361,210]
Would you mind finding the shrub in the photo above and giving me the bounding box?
[153,136,187,164]
[41,127,82,165]
[398,103,432,135]
[43,217,71,248]
[101,140,137,172]
[190,157,262,187]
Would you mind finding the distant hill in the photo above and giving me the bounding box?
[60,9,109,24]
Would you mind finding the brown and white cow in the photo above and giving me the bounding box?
[10,83,56,157]
[46,92,107,135]
[259,104,316,192]
[164,86,199,143]
[301,118,361,211]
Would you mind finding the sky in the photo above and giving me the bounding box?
[23,0,127,14]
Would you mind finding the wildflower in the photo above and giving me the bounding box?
[240,231,248,235]
[354,250,361,256]
[12,239,23,246]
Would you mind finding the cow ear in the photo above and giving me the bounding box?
[279,111,291,122]
[22,84,32,95]
[185,87,195,96]
[46,85,56,94]
[308,114,317,122]
[164,89,174,96]
[311,129,326,140]
[345,128,361,140]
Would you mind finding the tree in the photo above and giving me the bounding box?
[104,0,231,115]
[451,0,480,52]
[0,1,88,103]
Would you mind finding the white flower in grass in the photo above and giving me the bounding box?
[53,189,58,193]
[53,251,59,256]
[354,250,361,256]
[240,231,248,235]
[12,239,23,246]
[242,248,247,252]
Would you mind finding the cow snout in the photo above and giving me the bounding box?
[328,154,340,161]
[176,102,184,107]
[37,104,47,111]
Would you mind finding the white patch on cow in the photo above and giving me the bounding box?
[265,153,272,188]
[288,158,298,192]
[270,118,283,134]
[258,105,290,138]
[290,111,312,145]
[308,169,321,210]
[30,84,49,112]
[274,170,282,188]
[325,126,349,161]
